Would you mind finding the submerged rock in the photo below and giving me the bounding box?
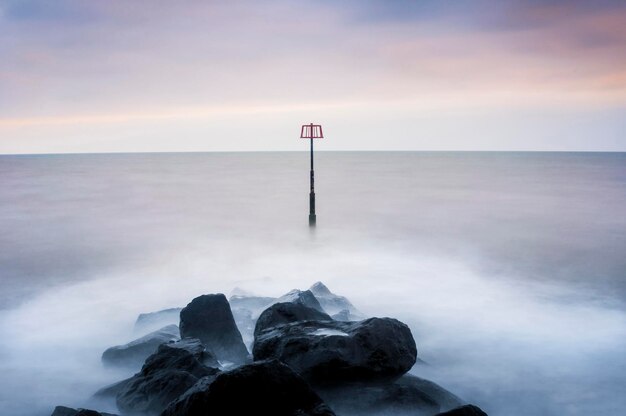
[229,295,276,312]
[50,406,118,416]
[309,282,365,319]
[254,302,332,337]
[179,294,249,365]
[134,308,182,333]
[253,317,417,382]
[436,404,488,416]
[101,325,180,368]
[116,342,220,415]
[162,360,336,416]
[316,374,463,416]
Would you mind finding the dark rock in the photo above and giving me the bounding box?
[50,406,118,416]
[161,338,219,368]
[275,289,325,312]
[179,294,249,365]
[253,317,417,382]
[101,325,179,368]
[116,342,220,415]
[254,302,332,337]
[316,380,439,416]
[309,282,365,319]
[312,374,461,416]
[93,378,132,399]
[134,308,182,333]
[161,360,336,416]
[399,374,464,412]
[436,404,488,416]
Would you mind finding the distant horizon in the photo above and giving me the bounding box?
[2,149,626,156]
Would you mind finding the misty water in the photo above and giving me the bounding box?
[0,151,625,416]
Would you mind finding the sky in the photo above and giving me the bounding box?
[0,0,625,153]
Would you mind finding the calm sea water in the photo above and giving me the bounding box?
[0,151,625,416]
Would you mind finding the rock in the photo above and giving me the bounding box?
[93,378,132,399]
[275,289,325,312]
[254,302,332,337]
[162,360,336,416]
[134,308,182,333]
[400,374,464,412]
[179,294,249,365]
[50,406,118,416]
[312,373,461,416]
[316,380,439,416]
[161,338,219,368]
[116,342,220,415]
[331,309,353,321]
[309,282,365,319]
[253,317,417,382]
[436,404,488,416]
[101,325,180,368]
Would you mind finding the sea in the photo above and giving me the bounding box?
[0,151,625,416]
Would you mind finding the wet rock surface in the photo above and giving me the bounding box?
[254,302,332,337]
[253,317,417,381]
[275,289,325,312]
[179,294,249,365]
[435,404,489,416]
[51,406,118,416]
[161,360,336,416]
[115,342,220,415]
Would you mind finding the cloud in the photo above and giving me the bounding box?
[0,0,625,152]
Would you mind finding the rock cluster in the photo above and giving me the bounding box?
[52,282,487,416]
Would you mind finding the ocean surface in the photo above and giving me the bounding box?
[0,151,625,416]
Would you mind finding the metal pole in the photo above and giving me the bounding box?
[309,124,316,227]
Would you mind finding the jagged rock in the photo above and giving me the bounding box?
[436,404,488,416]
[116,343,220,415]
[254,302,332,337]
[309,282,365,318]
[162,338,219,368]
[331,309,353,321]
[179,294,249,365]
[253,317,417,382]
[101,325,180,368]
[275,289,325,312]
[161,360,336,416]
[50,406,118,416]
[134,308,182,333]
